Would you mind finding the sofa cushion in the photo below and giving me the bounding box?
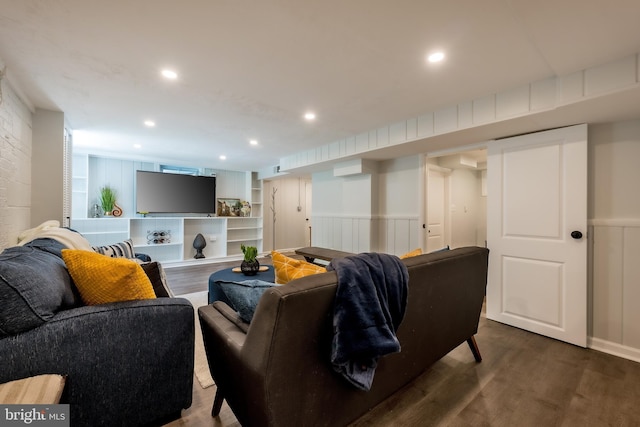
[218,279,277,322]
[271,250,326,284]
[61,249,156,305]
[0,246,76,338]
[92,239,136,259]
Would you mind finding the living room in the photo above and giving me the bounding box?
[2,1,640,425]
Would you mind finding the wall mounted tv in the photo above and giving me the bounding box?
[136,170,216,215]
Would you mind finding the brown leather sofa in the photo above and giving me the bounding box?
[198,246,489,426]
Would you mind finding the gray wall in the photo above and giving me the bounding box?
[31,108,65,227]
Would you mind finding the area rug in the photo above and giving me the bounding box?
[179,291,215,389]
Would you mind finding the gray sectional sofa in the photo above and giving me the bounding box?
[0,238,194,426]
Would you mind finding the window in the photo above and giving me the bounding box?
[160,165,200,175]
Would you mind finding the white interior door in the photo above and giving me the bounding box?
[426,166,448,252]
[486,124,587,347]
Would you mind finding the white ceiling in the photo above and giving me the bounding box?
[1,0,640,172]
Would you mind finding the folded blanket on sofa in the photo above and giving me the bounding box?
[17,220,93,251]
[327,252,408,391]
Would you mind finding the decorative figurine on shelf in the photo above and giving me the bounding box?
[193,233,207,259]
[240,244,260,276]
[112,203,123,217]
[240,201,251,217]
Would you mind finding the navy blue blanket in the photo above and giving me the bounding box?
[327,252,409,391]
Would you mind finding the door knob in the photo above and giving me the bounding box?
[571,231,583,239]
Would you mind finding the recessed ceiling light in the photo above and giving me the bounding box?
[144,120,156,127]
[133,144,142,149]
[219,155,227,160]
[161,69,178,79]
[304,112,316,121]
[249,139,258,146]
[427,52,445,63]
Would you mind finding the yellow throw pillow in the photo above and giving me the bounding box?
[400,248,422,259]
[271,250,326,284]
[61,249,156,305]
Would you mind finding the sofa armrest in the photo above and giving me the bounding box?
[294,246,354,263]
[198,271,340,426]
[0,297,194,426]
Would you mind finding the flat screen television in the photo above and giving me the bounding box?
[136,170,216,214]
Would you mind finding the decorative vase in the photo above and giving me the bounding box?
[193,233,207,259]
[241,259,260,276]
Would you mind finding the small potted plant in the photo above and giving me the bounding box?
[240,244,260,276]
[100,186,117,216]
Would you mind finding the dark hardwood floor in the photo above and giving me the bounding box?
[163,263,640,427]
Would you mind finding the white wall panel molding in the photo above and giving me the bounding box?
[472,95,496,125]
[434,106,458,134]
[373,214,419,221]
[390,121,407,145]
[589,218,640,227]
[591,223,640,361]
[313,214,373,220]
[311,215,372,253]
[376,126,389,147]
[374,216,421,256]
[417,113,435,138]
[279,52,640,174]
[585,55,637,97]
[355,132,369,153]
[496,85,530,119]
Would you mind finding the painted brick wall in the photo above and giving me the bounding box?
[0,76,33,250]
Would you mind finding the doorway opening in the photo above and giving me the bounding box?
[424,149,487,251]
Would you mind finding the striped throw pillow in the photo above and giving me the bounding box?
[93,239,135,259]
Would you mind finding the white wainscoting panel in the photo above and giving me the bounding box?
[591,220,640,360]
[312,216,373,253]
[375,217,421,256]
[312,216,420,256]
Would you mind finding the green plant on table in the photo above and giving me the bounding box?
[241,244,258,262]
[100,186,117,213]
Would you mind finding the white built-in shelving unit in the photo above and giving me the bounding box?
[70,159,264,265]
[71,216,263,265]
[71,153,89,219]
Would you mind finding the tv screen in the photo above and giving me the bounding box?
[136,170,216,214]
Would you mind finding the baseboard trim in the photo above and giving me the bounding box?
[588,336,640,363]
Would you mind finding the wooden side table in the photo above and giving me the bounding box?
[0,374,66,404]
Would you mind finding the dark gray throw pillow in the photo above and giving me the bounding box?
[218,279,277,323]
[0,245,76,337]
[140,261,172,297]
